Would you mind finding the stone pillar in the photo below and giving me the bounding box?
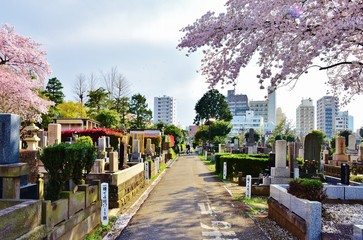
[48,123,61,145]
[275,140,287,168]
[336,136,346,155]
[333,136,348,163]
[109,152,118,172]
[271,140,290,184]
[0,114,29,199]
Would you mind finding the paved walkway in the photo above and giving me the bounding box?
[106,154,268,240]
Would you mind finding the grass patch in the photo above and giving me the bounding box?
[150,163,167,181]
[235,196,268,215]
[201,157,216,172]
[84,216,118,240]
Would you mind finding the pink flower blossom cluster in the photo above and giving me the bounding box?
[0,24,53,122]
[178,0,363,104]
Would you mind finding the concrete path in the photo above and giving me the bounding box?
[114,154,268,240]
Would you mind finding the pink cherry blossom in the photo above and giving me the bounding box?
[178,0,363,104]
[0,24,53,122]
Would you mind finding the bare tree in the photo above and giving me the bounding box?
[100,66,118,100]
[73,74,87,104]
[88,72,98,92]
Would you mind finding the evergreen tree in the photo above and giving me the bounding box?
[44,77,65,105]
[128,94,152,129]
[194,89,232,125]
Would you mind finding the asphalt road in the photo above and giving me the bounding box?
[116,154,268,240]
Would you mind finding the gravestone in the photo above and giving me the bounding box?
[144,138,155,156]
[218,144,225,153]
[247,128,255,146]
[304,133,321,164]
[37,131,48,148]
[98,137,106,159]
[109,152,118,172]
[333,136,349,165]
[0,114,29,199]
[347,134,358,155]
[341,163,350,185]
[0,114,20,164]
[233,139,239,151]
[47,123,61,145]
[287,142,298,177]
[268,152,276,175]
[270,140,290,184]
[131,139,142,162]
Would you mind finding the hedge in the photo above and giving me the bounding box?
[216,154,269,180]
[62,128,123,149]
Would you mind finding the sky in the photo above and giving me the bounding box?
[2,1,363,131]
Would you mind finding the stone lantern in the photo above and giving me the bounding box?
[24,122,40,150]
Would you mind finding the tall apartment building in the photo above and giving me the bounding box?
[296,98,315,140]
[316,96,339,138]
[226,90,249,116]
[335,111,349,133]
[267,86,276,124]
[249,100,269,123]
[228,111,264,138]
[153,95,177,125]
[249,87,276,124]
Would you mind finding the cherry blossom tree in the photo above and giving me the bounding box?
[178,0,363,104]
[0,24,52,122]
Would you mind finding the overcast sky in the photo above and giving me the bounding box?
[2,1,363,130]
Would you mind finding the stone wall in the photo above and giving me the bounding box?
[268,197,306,239]
[87,163,146,209]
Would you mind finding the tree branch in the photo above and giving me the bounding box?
[319,61,363,70]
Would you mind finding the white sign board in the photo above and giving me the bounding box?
[145,161,149,183]
[223,162,227,180]
[155,157,160,175]
[246,175,251,199]
[101,183,109,226]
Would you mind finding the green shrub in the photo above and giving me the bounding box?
[39,142,96,201]
[350,175,363,183]
[76,136,93,146]
[216,154,269,180]
[288,178,326,202]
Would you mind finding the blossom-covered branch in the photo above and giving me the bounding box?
[178,0,363,104]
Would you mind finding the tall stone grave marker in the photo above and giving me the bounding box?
[0,114,19,164]
[145,138,155,156]
[48,123,61,145]
[98,137,106,159]
[271,140,290,184]
[131,139,142,162]
[332,136,348,165]
[347,134,358,156]
[246,128,255,146]
[304,133,321,164]
[0,114,29,199]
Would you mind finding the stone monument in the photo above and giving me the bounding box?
[332,136,348,166]
[47,123,61,145]
[270,140,290,184]
[0,114,29,199]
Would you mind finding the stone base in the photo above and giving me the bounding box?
[270,177,291,184]
[271,167,290,178]
[333,154,349,161]
[331,160,351,167]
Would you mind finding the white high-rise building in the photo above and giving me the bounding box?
[229,111,264,138]
[296,98,315,140]
[317,96,339,138]
[153,95,177,125]
[267,86,276,124]
[335,111,349,133]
